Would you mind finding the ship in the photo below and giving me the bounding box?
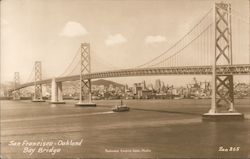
[112,100,130,112]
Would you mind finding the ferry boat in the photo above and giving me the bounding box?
[112,100,129,112]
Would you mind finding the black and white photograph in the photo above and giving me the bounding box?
[0,0,250,158]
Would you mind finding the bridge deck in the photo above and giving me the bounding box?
[12,64,250,91]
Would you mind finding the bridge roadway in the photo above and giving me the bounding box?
[13,64,250,90]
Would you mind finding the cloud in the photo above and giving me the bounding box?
[105,34,127,46]
[60,21,88,37]
[145,35,166,44]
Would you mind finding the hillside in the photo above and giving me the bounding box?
[92,79,124,88]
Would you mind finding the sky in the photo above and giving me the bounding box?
[1,0,250,86]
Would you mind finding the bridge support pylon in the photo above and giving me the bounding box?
[32,61,45,102]
[75,43,96,107]
[50,78,65,104]
[202,2,243,121]
[13,72,21,100]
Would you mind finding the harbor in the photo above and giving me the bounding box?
[1,99,250,158]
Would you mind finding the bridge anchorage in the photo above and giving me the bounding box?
[12,72,21,100]
[32,61,45,102]
[202,2,244,121]
[75,43,96,107]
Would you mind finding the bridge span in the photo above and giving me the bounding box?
[13,64,250,91]
[9,2,250,120]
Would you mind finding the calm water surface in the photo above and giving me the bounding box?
[1,99,250,158]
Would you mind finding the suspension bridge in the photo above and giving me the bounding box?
[9,2,250,120]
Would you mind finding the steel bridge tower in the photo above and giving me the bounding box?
[75,43,96,106]
[32,61,45,102]
[203,2,244,120]
[13,72,20,100]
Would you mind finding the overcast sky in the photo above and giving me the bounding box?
[1,0,249,86]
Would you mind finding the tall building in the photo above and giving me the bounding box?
[155,79,161,92]
[125,84,129,92]
[142,80,147,90]
[133,83,143,99]
[108,84,114,92]
[161,82,167,92]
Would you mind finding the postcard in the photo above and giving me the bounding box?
[1,0,250,158]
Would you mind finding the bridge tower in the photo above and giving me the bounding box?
[76,43,96,106]
[13,72,20,100]
[32,61,45,102]
[203,2,244,120]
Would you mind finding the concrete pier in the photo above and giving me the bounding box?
[75,94,96,107]
[50,78,65,104]
[202,112,244,121]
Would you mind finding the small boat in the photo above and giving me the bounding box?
[112,100,129,112]
[173,96,183,100]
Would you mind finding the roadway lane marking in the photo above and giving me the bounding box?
[1,111,115,123]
